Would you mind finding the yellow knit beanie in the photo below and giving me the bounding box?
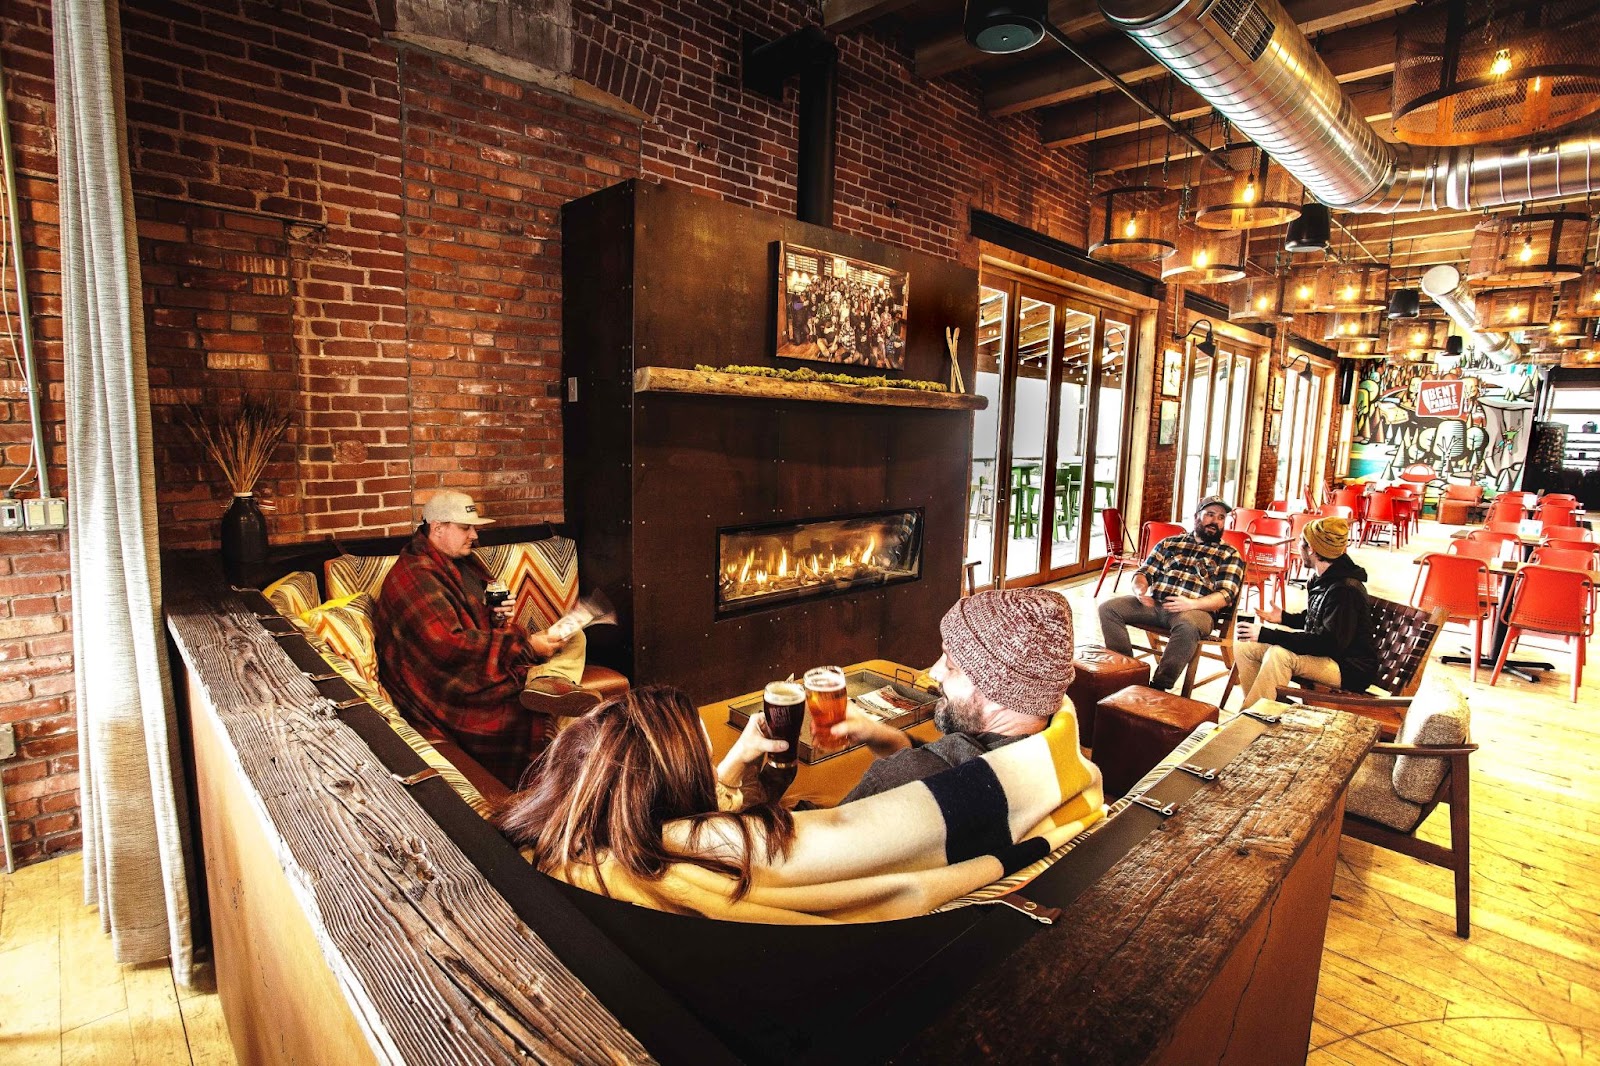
[1303,516,1350,559]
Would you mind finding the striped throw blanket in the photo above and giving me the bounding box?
[542,709,1104,923]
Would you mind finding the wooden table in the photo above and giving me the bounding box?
[699,658,941,809]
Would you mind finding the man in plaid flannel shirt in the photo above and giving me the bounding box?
[1097,496,1246,692]
[374,490,592,788]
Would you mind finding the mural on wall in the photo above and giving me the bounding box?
[1346,351,1539,493]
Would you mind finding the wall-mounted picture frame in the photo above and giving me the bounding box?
[776,242,909,368]
[1158,399,1179,445]
[1267,412,1282,447]
[1270,374,1285,412]
[1161,349,1184,398]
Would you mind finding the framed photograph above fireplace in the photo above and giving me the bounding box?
[777,242,909,369]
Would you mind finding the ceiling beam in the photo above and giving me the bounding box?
[981,0,1410,117]
[822,0,920,32]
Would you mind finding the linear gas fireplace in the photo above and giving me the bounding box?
[717,509,923,616]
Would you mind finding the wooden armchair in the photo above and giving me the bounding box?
[1275,597,1450,737]
[1341,677,1476,937]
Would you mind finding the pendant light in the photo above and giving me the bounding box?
[1284,202,1330,252]
[1195,147,1302,231]
[963,0,1047,53]
[1387,320,1451,359]
[1477,286,1555,330]
[1088,185,1176,263]
[1163,222,1246,282]
[1467,210,1589,286]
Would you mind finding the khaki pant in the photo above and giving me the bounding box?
[1235,636,1341,708]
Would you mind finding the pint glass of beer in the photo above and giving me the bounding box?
[761,681,806,768]
[485,580,511,611]
[804,666,848,754]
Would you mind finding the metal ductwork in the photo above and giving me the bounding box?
[1420,265,1521,367]
[1099,0,1600,214]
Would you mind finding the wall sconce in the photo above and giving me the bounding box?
[1184,319,1218,358]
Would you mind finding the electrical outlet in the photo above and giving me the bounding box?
[0,498,22,532]
[0,724,15,761]
[22,496,66,531]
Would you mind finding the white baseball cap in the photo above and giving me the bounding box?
[421,490,495,526]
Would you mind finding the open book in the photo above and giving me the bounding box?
[546,590,618,641]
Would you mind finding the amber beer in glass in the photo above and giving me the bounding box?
[761,681,806,768]
[804,666,848,754]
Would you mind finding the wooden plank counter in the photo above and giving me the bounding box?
[165,559,1377,1065]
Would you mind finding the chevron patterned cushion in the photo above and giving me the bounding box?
[325,554,399,600]
[475,538,580,631]
[304,594,380,686]
[263,571,321,625]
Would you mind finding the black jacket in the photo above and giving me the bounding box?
[1258,554,1379,692]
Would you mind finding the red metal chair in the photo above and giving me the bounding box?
[1465,529,1521,559]
[1411,552,1494,682]
[1241,517,1291,611]
[1490,564,1595,703]
[1227,507,1265,534]
[1093,507,1140,596]
[1536,502,1578,528]
[1319,503,1354,522]
[1109,520,1186,597]
[1360,491,1403,549]
[1285,512,1314,581]
[1532,545,1600,615]
[1333,485,1366,537]
[1485,519,1523,535]
[1485,497,1526,525]
[1448,538,1509,565]
[1545,526,1599,547]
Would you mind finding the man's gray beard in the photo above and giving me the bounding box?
[933,694,986,735]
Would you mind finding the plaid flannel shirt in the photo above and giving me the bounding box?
[374,532,545,780]
[1133,531,1245,607]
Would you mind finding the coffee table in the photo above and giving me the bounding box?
[698,658,942,808]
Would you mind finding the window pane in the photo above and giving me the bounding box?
[1006,295,1053,581]
[1092,317,1130,560]
[1051,309,1094,571]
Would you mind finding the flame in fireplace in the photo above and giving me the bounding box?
[720,527,910,605]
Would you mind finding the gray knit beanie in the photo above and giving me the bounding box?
[938,589,1076,716]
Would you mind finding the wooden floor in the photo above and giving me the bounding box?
[0,850,234,1066]
[1059,520,1600,1065]
[5,520,1597,1065]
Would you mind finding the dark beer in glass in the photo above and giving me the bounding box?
[761,681,805,768]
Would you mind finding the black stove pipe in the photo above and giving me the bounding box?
[744,28,838,227]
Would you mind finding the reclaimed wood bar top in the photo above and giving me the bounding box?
[632,365,989,410]
[165,556,1376,1065]
[163,558,653,1066]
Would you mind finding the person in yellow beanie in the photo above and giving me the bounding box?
[1234,516,1379,709]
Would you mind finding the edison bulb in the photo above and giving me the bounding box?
[1195,249,1209,268]
[1256,296,1269,310]
[1519,239,1534,262]
[1297,284,1312,300]
[1241,181,1257,204]
[1123,217,1138,238]
[1491,48,1512,76]
[1343,286,1357,301]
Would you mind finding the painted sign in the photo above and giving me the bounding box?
[1416,379,1464,418]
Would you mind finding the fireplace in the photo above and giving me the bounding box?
[562,181,978,699]
[717,509,923,616]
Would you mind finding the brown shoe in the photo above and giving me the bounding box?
[520,676,602,717]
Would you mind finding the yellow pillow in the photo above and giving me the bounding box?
[263,571,321,622]
[304,594,379,686]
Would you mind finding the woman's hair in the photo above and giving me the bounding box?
[498,685,794,900]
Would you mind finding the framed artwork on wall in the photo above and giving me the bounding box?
[1267,412,1281,447]
[1158,399,1179,445]
[1161,349,1184,398]
[776,242,909,368]
[1270,374,1285,412]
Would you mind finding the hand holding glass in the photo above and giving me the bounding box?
[760,681,806,768]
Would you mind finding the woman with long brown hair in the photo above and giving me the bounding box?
[500,684,1106,924]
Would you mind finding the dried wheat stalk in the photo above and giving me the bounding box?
[183,396,293,496]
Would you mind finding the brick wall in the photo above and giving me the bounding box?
[0,0,1100,865]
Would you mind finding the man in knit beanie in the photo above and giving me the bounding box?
[1234,515,1379,708]
[836,588,1078,804]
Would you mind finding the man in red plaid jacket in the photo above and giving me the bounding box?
[374,491,593,787]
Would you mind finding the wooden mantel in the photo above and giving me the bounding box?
[632,366,989,411]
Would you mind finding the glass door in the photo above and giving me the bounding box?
[1275,362,1331,503]
[1177,336,1258,517]
[964,271,1139,588]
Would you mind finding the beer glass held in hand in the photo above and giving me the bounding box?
[804,666,848,754]
[761,681,806,769]
[485,580,511,616]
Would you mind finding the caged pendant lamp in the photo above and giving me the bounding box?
[1089,185,1176,263]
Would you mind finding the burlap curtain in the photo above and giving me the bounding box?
[56,0,196,980]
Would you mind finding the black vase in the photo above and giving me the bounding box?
[219,494,269,584]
